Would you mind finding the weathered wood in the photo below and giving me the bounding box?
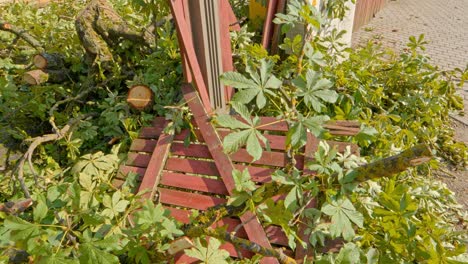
[182,84,279,264]
[168,237,194,255]
[33,53,64,69]
[270,0,287,54]
[23,69,67,85]
[127,85,154,110]
[137,132,173,199]
[117,165,146,179]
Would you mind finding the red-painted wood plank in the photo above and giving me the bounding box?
[159,188,226,210]
[220,0,236,101]
[165,206,191,223]
[151,116,169,127]
[126,153,151,168]
[261,0,278,49]
[117,165,146,179]
[169,0,212,111]
[265,225,289,246]
[171,142,212,159]
[233,164,275,183]
[139,127,163,139]
[129,139,158,153]
[172,141,304,168]
[182,84,278,264]
[165,157,220,176]
[138,132,174,199]
[160,172,229,195]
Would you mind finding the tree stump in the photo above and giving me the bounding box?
[127,85,154,110]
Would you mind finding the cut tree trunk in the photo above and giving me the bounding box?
[75,0,155,69]
[33,53,64,69]
[127,85,154,110]
[23,69,67,85]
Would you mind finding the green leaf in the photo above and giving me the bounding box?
[221,59,280,109]
[33,194,48,222]
[78,243,119,264]
[246,130,263,161]
[220,72,258,89]
[321,198,364,241]
[232,169,256,192]
[215,115,250,130]
[293,69,337,112]
[185,237,230,264]
[223,129,251,154]
[5,216,40,241]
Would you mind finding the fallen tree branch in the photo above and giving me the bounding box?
[15,113,98,198]
[352,144,432,181]
[0,20,44,51]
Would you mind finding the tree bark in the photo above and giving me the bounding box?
[75,0,156,68]
[33,53,64,69]
[352,144,432,181]
[0,20,44,51]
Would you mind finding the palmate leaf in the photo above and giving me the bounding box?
[216,102,268,161]
[286,114,329,148]
[220,59,281,109]
[4,216,41,241]
[293,69,338,112]
[185,237,230,264]
[321,198,364,241]
[78,243,119,264]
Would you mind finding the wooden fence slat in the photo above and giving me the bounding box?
[117,165,146,179]
[159,188,226,210]
[165,157,220,176]
[160,172,229,195]
[139,127,163,139]
[126,153,151,168]
[129,139,158,152]
[137,132,173,199]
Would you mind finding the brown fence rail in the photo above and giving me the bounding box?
[353,0,388,32]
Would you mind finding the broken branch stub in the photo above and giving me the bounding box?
[23,69,67,85]
[33,53,64,69]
